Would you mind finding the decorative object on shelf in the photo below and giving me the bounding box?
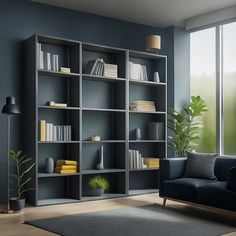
[55,160,78,174]
[130,100,156,112]
[135,128,141,140]
[47,101,67,107]
[88,175,109,196]
[153,72,160,83]
[90,135,101,142]
[96,145,104,170]
[104,63,118,78]
[168,96,207,157]
[129,62,148,81]
[129,149,147,170]
[143,157,160,168]
[39,120,72,142]
[45,157,54,174]
[8,149,35,212]
[1,96,20,213]
[149,122,164,140]
[146,35,161,53]
[60,67,71,73]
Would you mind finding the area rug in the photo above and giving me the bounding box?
[25,204,236,236]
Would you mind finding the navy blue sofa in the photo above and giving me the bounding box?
[159,157,236,212]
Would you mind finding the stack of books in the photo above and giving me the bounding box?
[129,100,156,112]
[55,160,78,174]
[129,62,148,81]
[104,63,118,77]
[129,150,147,170]
[85,59,118,77]
[39,120,72,142]
[143,158,160,168]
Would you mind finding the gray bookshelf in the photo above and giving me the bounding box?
[25,34,167,206]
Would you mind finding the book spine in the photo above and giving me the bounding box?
[39,120,46,141]
[46,52,51,71]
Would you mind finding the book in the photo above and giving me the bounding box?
[46,52,51,70]
[55,169,77,174]
[55,165,77,170]
[56,160,78,166]
[129,62,148,81]
[39,120,46,141]
[47,101,67,107]
[104,63,118,77]
[60,67,71,73]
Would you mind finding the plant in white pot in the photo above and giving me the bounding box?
[8,149,35,211]
[88,175,109,196]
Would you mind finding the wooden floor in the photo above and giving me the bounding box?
[0,194,236,236]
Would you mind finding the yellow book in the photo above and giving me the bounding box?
[56,160,78,166]
[39,120,46,141]
[147,164,159,168]
[60,67,71,73]
[55,165,77,170]
[55,169,77,174]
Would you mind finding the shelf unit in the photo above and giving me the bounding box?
[25,34,167,206]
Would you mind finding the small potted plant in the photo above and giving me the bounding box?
[8,149,35,211]
[88,175,109,196]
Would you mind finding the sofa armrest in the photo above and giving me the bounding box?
[159,158,187,197]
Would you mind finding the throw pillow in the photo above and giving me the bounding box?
[184,152,217,179]
[227,166,236,192]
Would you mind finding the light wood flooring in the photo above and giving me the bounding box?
[0,194,236,236]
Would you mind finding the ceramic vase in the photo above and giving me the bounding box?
[45,157,54,174]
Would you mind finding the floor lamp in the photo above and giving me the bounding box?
[1,97,20,213]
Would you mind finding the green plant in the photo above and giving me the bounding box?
[88,175,109,190]
[168,96,208,157]
[8,149,35,199]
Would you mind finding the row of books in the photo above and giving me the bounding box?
[39,120,72,142]
[55,159,78,174]
[37,43,59,71]
[129,150,160,169]
[85,59,118,77]
[129,62,148,81]
[129,100,156,112]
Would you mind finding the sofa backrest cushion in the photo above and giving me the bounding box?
[214,157,236,181]
[227,166,236,192]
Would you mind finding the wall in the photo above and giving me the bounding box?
[0,0,189,203]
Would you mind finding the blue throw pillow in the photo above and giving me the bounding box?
[227,166,236,192]
[184,152,217,180]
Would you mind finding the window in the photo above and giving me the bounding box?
[223,22,236,155]
[190,21,236,156]
[190,28,216,152]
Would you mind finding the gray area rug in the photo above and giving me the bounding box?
[25,204,236,236]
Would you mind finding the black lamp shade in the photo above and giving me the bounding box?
[2,97,20,115]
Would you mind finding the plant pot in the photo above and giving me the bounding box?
[9,197,25,211]
[89,188,104,196]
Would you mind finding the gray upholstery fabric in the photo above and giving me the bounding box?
[184,152,217,179]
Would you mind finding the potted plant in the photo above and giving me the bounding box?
[168,96,207,157]
[8,149,35,211]
[88,175,109,196]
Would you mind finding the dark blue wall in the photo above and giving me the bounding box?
[0,0,186,203]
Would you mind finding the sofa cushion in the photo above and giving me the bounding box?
[227,166,236,192]
[198,181,236,211]
[163,178,216,202]
[214,157,236,181]
[184,152,217,179]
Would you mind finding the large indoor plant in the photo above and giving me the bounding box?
[88,175,109,196]
[168,96,207,157]
[8,149,35,211]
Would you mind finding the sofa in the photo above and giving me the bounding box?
[159,157,236,212]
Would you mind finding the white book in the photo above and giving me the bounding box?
[68,125,72,141]
[129,150,132,169]
[135,150,139,169]
[50,123,53,141]
[46,123,50,141]
[139,154,143,169]
[130,150,134,169]
[53,126,57,142]
[46,52,51,70]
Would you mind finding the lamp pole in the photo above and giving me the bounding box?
[1,96,20,213]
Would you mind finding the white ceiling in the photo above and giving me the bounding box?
[31,0,236,28]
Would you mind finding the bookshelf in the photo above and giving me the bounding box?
[25,34,167,206]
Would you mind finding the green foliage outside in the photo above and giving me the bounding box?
[88,175,109,190]
[168,96,208,157]
[8,149,35,199]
